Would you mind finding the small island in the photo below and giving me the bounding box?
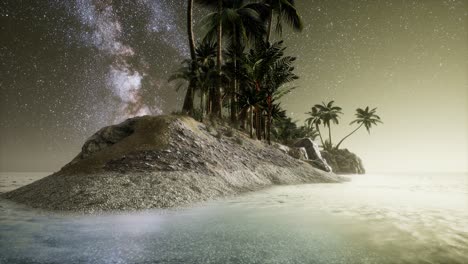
[3,115,345,212]
[1,0,384,212]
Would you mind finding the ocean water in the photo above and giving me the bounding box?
[0,172,467,264]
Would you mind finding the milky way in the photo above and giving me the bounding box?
[0,0,189,170]
[75,0,153,123]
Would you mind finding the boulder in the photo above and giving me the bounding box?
[273,143,290,155]
[321,149,365,174]
[288,147,308,160]
[78,118,136,160]
[293,138,332,172]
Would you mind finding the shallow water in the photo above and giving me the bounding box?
[0,172,467,264]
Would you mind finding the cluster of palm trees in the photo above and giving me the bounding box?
[305,101,383,150]
[171,0,303,144]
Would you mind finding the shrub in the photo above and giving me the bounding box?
[215,130,223,139]
[192,109,204,122]
[225,127,234,137]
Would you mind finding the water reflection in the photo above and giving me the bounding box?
[0,173,467,263]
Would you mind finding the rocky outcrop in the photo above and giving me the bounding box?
[288,147,308,160]
[293,138,333,172]
[321,149,365,174]
[273,143,290,154]
[2,115,344,212]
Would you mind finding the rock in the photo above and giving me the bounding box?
[78,119,136,160]
[321,149,365,174]
[273,143,290,154]
[293,138,332,172]
[288,147,308,160]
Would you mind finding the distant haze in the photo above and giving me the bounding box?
[1,0,467,173]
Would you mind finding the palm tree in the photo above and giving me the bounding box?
[314,101,343,149]
[170,40,218,118]
[238,86,262,138]
[335,107,382,149]
[201,0,265,121]
[305,106,325,146]
[263,0,303,42]
[243,40,297,143]
[181,0,197,115]
[196,0,224,116]
[271,106,318,145]
[265,64,297,144]
[299,123,319,140]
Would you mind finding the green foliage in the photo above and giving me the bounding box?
[313,101,343,128]
[271,106,319,145]
[264,0,303,37]
[174,0,306,145]
[200,0,265,45]
[305,101,383,150]
[192,108,204,122]
[322,139,333,151]
[308,100,343,148]
[334,106,383,149]
[350,106,383,133]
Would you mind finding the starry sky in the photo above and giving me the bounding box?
[0,0,467,172]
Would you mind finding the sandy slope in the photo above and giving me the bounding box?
[2,115,344,212]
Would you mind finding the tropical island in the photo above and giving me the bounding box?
[2,0,382,212]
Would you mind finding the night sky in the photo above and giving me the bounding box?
[1,0,467,172]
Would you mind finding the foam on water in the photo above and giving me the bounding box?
[0,172,467,263]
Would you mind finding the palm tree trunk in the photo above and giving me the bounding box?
[262,112,266,140]
[335,123,363,150]
[254,81,261,140]
[182,0,196,115]
[255,106,262,140]
[267,96,272,144]
[316,123,325,147]
[200,90,205,119]
[328,124,332,148]
[230,26,238,123]
[212,0,223,117]
[239,107,246,129]
[249,107,254,138]
[207,86,212,114]
[266,10,273,42]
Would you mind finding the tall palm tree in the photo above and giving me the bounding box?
[243,40,297,143]
[201,0,265,121]
[237,85,262,138]
[196,0,224,116]
[169,40,218,118]
[263,0,303,42]
[305,106,325,146]
[181,0,197,114]
[335,106,383,149]
[314,101,343,148]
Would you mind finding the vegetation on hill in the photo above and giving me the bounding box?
[172,0,307,145]
[305,101,383,150]
[174,0,381,150]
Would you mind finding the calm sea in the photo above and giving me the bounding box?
[0,172,467,263]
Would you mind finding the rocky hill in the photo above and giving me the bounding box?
[2,115,344,213]
[321,149,365,174]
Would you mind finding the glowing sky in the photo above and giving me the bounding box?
[0,0,467,172]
